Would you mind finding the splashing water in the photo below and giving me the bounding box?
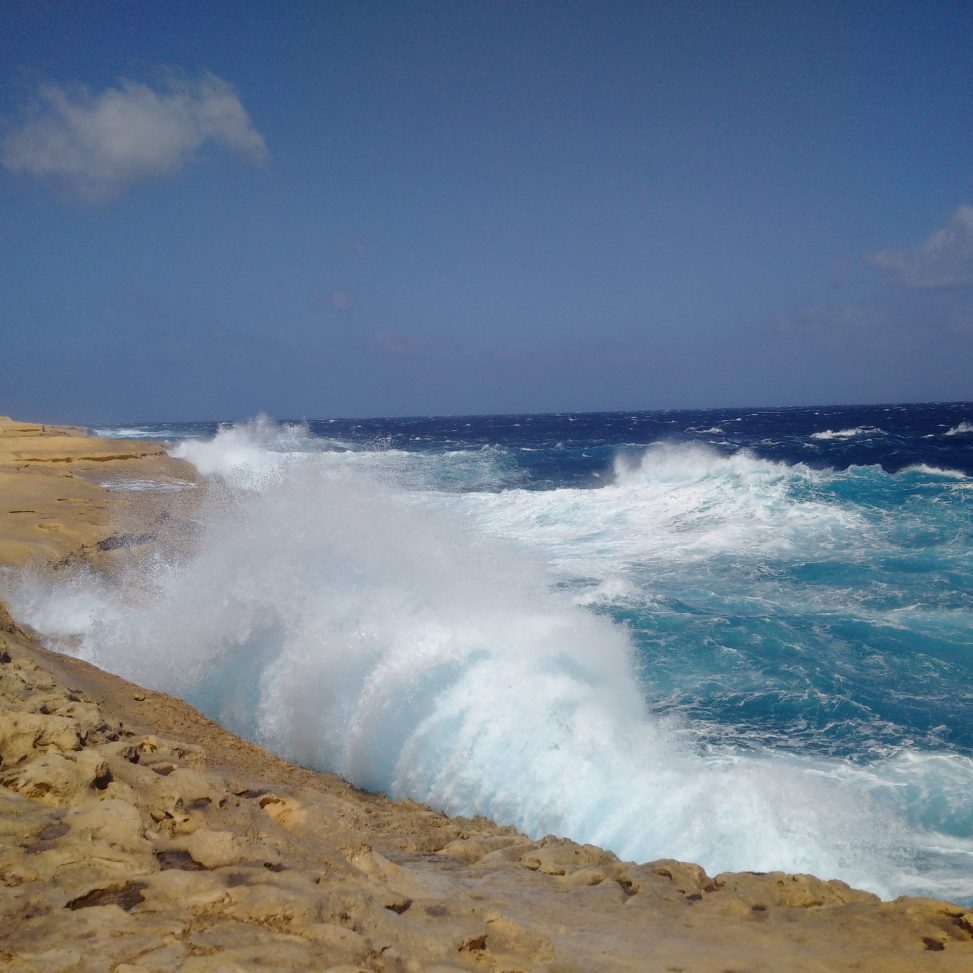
[7,412,973,904]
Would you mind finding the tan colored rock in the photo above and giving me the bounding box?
[134,733,207,769]
[182,828,279,868]
[713,869,881,909]
[112,943,190,973]
[648,857,714,893]
[142,867,228,912]
[1,628,971,972]
[484,911,556,964]
[148,766,221,817]
[520,834,619,875]
[224,878,324,926]
[0,710,83,765]
[301,921,371,957]
[5,948,86,973]
[35,697,105,738]
[0,416,196,568]
[256,790,307,826]
[440,831,534,864]
[1,751,93,806]
[65,797,149,850]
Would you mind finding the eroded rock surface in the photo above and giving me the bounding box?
[2,626,972,973]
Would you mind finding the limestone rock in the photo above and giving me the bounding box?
[1,752,93,806]
[65,798,149,850]
[520,835,619,875]
[713,870,880,908]
[181,828,254,869]
[0,710,82,766]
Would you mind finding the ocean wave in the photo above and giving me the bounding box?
[810,427,886,440]
[945,421,973,436]
[8,422,972,902]
[169,415,312,487]
[168,419,517,494]
[897,464,969,480]
[447,443,861,583]
[92,425,184,441]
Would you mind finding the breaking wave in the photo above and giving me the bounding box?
[7,419,973,904]
[810,427,886,440]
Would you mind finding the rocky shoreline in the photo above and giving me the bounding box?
[1,417,972,972]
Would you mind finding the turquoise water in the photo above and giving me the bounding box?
[9,402,971,902]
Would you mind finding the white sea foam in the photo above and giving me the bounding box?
[810,426,886,440]
[92,426,168,439]
[98,477,197,493]
[6,422,972,903]
[443,443,863,586]
[945,421,973,436]
[169,415,312,486]
[898,464,969,480]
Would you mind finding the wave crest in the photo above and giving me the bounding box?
[7,422,970,901]
[810,427,886,440]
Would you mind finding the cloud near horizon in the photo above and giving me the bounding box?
[868,204,973,289]
[1,72,268,201]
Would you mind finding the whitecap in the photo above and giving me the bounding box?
[810,427,886,440]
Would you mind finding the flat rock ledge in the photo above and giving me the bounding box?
[1,606,972,973]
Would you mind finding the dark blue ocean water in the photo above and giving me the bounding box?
[14,402,970,901]
[97,400,973,480]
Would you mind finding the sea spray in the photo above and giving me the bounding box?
[7,415,973,904]
[448,442,865,579]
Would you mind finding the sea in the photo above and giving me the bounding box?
[5,402,972,904]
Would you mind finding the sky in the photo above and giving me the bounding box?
[2,1,973,422]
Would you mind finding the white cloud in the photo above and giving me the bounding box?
[1,72,268,201]
[867,205,973,289]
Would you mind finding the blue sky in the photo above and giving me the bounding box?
[2,1,972,421]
